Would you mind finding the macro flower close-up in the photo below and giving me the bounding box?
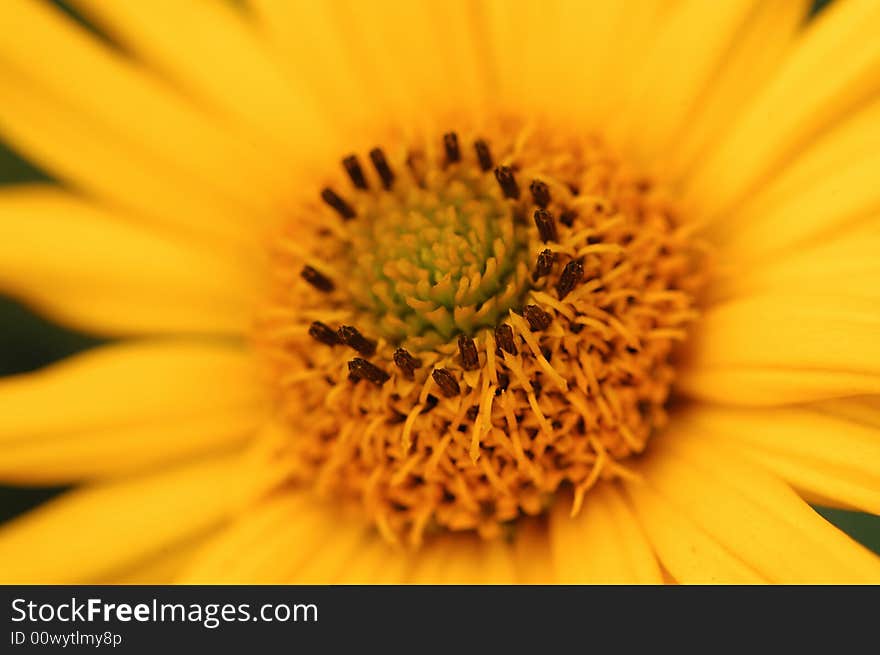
[1,0,879,585]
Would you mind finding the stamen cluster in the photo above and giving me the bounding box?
[256,120,705,545]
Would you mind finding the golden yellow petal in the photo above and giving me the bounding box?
[812,395,880,429]
[0,185,258,336]
[0,0,275,247]
[686,0,880,219]
[710,222,880,301]
[405,533,516,584]
[71,0,336,158]
[611,0,761,164]
[0,340,264,483]
[250,0,374,137]
[550,483,662,584]
[720,153,880,262]
[678,368,880,407]
[665,1,809,179]
[678,294,880,405]
[625,481,767,584]
[679,404,880,515]
[721,96,880,244]
[626,431,880,583]
[0,453,248,584]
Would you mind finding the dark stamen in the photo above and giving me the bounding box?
[321,187,355,220]
[443,132,460,164]
[308,321,339,346]
[560,209,577,227]
[432,368,461,397]
[421,394,439,413]
[337,325,377,357]
[300,265,334,292]
[348,358,390,386]
[530,180,551,208]
[466,405,480,421]
[474,139,493,172]
[557,259,585,300]
[533,249,556,281]
[494,166,520,199]
[406,150,426,187]
[342,155,368,190]
[458,334,479,370]
[393,347,422,380]
[533,209,559,243]
[369,147,395,189]
[494,324,518,356]
[523,305,552,331]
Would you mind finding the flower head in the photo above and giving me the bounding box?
[0,0,879,584]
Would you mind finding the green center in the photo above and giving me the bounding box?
[345,167,531,347]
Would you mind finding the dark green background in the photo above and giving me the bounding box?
[0,0,877,557]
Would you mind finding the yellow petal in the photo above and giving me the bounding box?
[179,493,331,584]
[100,533,215,584]
[625,430,880,583]
[71,0,336,158]
[0,0,274,246]
[720,152,880,262]
[179,494,413,584]
[0,453,248,584]
[679,294,880,405]
[720,96,880,245]
[686,0,880,219]
[679,404,880,515]
[405,534,516,584]
[512,517,557,584]
[0,185,258,336]
[0,340,264,483]
[550,483,662,584]
[611,0,761,164]
[250,0,375,137]
[812,395,880,429]
[711,222,880,301]
[664,1,809,179]
[677,368,880,407]
[625,480,767,584]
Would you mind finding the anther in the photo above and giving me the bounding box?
[443,132,461,164]
[557,259,585,300]
[308,321,339,346]
[533,249,556,281]
[321,187,355,220]
[342,155,368,190]
[369,147,395,189]
[458,334,479,371]
[393,347,422,380]
[300,265,335,292]
[348,358,390,387]
[474,139,493,172]
[337,325,377,357]
[494,324,518,356]
[523,305,552,331]
[559,209,577,227]
[533,209,559,243]
[494,166,520,199]
[432,368,461,397]
[530,180,551,208]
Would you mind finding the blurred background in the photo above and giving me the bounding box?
[0,0,877,556]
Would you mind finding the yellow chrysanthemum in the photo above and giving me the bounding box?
[0,0,879,584]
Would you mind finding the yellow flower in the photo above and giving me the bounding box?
[0,0,879,584]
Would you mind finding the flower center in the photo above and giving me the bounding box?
[256,118,706,546]
[339,140,532,349]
